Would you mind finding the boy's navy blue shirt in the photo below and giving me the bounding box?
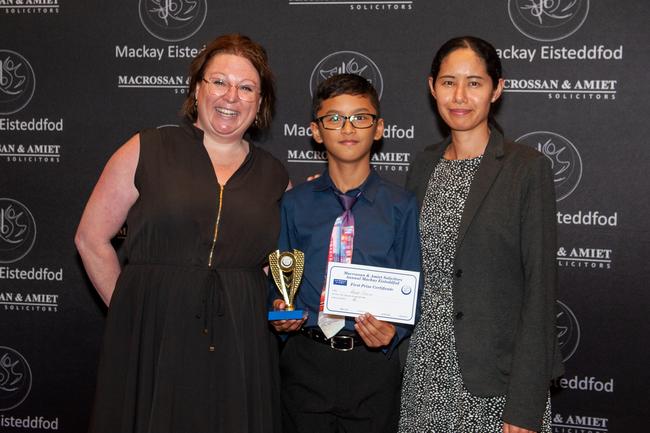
[273,169,421,352]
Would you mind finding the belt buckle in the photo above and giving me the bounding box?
[330,335,354,351]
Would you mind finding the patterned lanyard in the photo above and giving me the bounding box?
[318,191,361,338]
[319,190,361,312]
[318,191,361,311]
[328,191,359,263]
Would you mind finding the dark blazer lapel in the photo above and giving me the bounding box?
[408,138,448,207]
[456,128,506,251]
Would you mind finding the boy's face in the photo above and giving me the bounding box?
[310,94,384,166]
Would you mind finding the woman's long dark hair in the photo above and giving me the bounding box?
[430,36,504,132]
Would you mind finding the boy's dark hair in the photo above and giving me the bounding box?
[311,73,381,120]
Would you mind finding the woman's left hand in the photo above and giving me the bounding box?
[503,422,536,433]
[354,313,395,348]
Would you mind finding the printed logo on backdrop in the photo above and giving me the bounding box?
[0,142,62,164]
[115,51,198,93]
[551,412,608,433]
[496,45,623,63]
[0,0,60,15]
[500,1,622,70]
[139,0,207,42]
[116,74,190,93]
[0,291,59,312]
[0,346,32,411]
[557,246,613,270]
[0,199,36,264]
[0,198,63,283]
[285,147,412,173]
[288,0,413,11]
[0,50,35,115]
[556,300,580,362]
[0,51,63,164]
[553,374,614,393]
[508,0,589,42]
[309,51,384,99]
[556,210,618,227]
[515,131,582,201]
[503,78,617,101]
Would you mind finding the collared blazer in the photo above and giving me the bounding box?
[406,128,564,431]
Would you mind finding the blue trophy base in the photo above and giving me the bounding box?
[268,310,304,320]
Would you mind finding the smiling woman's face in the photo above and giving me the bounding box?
[195,53,261,143]
[429,48,503,135]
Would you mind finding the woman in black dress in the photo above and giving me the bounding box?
[75,34,288,433]
[398,36,563,433]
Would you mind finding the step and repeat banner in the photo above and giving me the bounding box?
[1,1,648,432]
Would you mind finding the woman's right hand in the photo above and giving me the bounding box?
[270,299,307,332]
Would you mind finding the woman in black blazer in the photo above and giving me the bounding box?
[398,37,563,433]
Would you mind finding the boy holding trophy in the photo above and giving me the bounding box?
[270,74,421,433]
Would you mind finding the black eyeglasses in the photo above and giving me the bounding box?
[316,113,378,130]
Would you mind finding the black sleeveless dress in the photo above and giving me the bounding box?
[89,120,288,433]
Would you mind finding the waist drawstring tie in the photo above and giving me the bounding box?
[197,272,225,352]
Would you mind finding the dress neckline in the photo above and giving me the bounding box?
[180,117,256,188]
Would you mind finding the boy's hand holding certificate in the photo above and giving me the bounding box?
[323,262,420,325]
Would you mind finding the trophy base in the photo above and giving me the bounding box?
[268,310,304,320]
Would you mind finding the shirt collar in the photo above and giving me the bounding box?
[312,168,380,204]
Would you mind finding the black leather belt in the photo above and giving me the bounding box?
[300,327,364,351]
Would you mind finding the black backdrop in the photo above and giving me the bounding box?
[1,1,649,431]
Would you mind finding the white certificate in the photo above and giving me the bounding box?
[323,262,420,325]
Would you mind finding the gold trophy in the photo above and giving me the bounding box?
[268,249,305,320]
